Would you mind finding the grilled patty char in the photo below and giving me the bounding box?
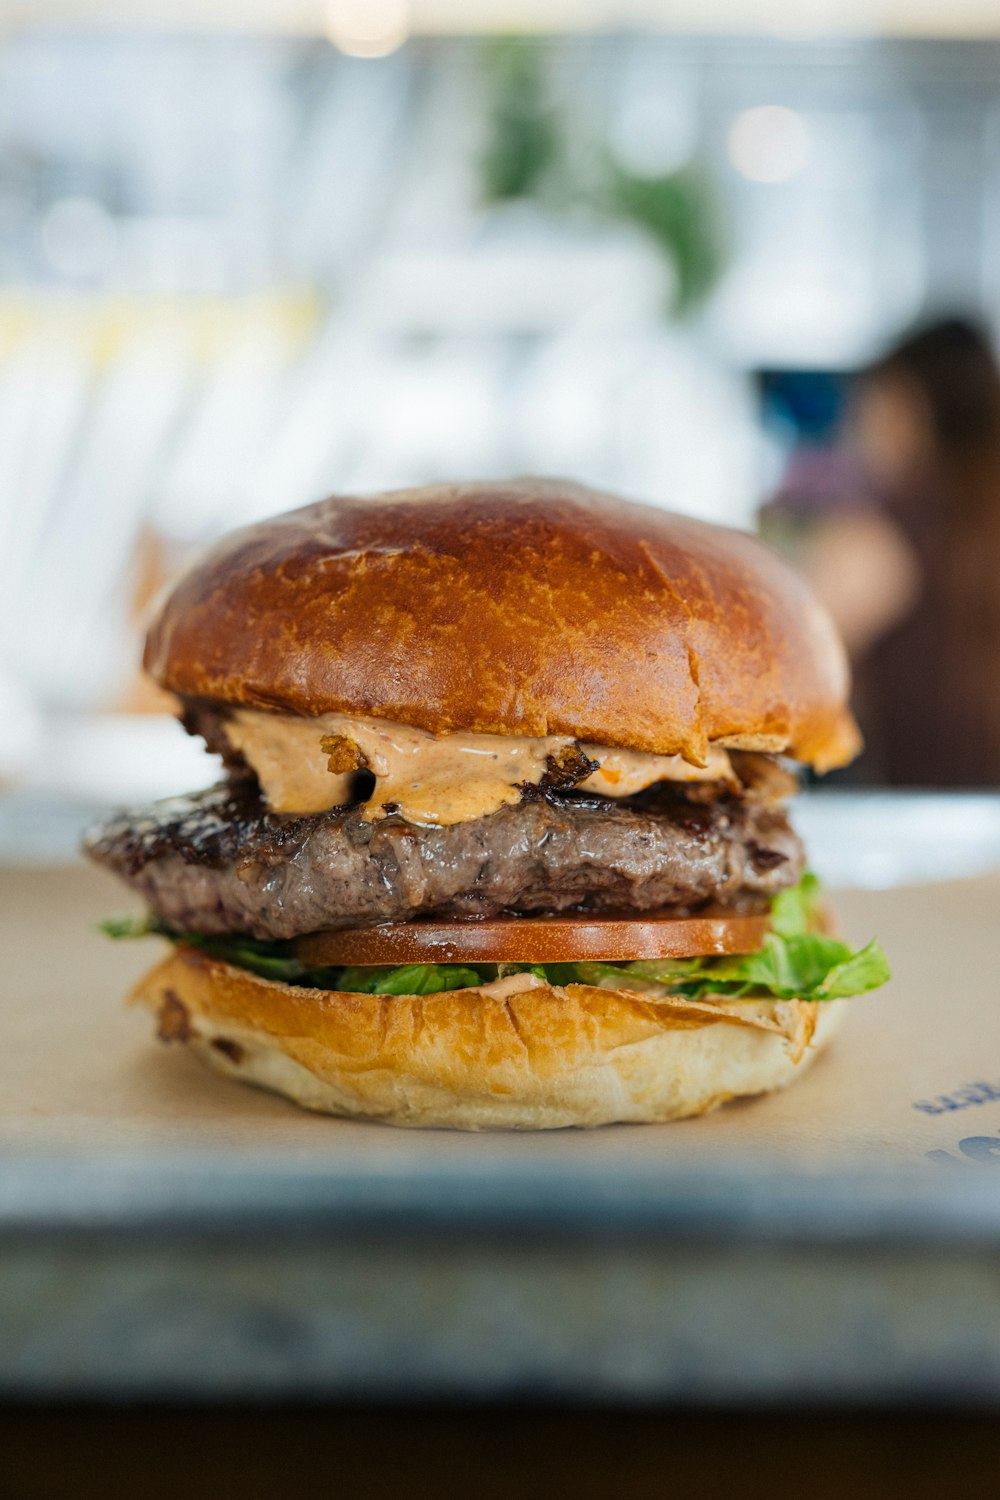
[85,779,804,941]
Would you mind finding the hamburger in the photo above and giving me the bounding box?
[87,478,889,1129]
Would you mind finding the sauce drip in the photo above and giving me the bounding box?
[224,709,735,825]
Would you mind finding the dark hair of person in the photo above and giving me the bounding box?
[862,316,1000,782]
[871,316,1000,460]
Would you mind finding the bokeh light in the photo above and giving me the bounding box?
[727,105,812,183]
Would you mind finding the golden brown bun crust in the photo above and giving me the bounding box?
[145,478,859,769]
[132,947,845,1131]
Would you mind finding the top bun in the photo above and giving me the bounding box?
[145,478,860,770]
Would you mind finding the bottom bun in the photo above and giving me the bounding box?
[130,946,845,1130]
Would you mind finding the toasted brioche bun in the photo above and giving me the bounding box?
[131,946,845,1130]
[145,478,859,771]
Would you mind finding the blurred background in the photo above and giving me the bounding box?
[5,0,1000,830]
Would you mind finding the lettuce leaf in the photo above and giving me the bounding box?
[99,914,156,940]
[98,873,889,1001]
[769,870,822,937]
[812,938,891,1000]
[566,882,890,1002]
[100,917,319,986]
[334,963,486,995]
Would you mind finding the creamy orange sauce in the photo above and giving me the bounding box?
[224,709,736,825]
[577,743,733,798]
[224,712,356,815]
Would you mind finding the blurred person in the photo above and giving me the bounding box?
[770,318,1000,786]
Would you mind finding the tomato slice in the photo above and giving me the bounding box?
[294,909,770,967]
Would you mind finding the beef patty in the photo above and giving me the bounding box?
[85,780,804,941]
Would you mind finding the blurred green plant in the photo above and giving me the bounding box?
[601,158,723,315]
[478,38,725,316]
[479,39,561,203]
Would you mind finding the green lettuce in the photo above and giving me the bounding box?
[334,963,486,995]
[770,870,822,937]
[568,931,889,1002]
[99,873,889,1001]
[100,916,318,986]
[560,871,889,1001]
